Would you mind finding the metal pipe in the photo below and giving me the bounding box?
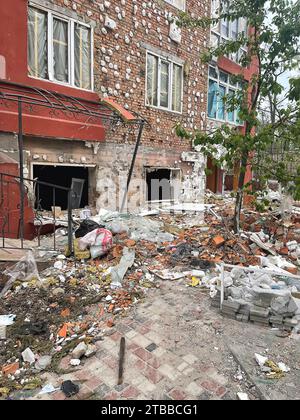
[67,189,73,255]
[120,120,145,213]
[18,98,24,249]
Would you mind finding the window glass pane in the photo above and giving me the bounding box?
[221,19,229,37]
[231,19,238,40]
[227,89,235,122]
[172,64,182,112]
[217,84,226,120]
[210,32,219,48]
[208,79,218,118]
[28,7,48,78]
[219,71,228,83]
[75,24,91,89]
[53,18,69,82]
[209,66,218,79]
[146,54,158,106]
[160,61,169,108]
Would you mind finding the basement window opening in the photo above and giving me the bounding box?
[33,165,89,210]
[146,167,180,202]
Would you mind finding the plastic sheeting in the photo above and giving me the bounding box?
[92,210,174,243]
[0,251,41,298]
[28,7,48,79]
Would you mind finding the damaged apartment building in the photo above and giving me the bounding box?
[0,0,210,221]
[0,0,253,238]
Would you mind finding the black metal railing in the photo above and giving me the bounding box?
[0,172,73,252]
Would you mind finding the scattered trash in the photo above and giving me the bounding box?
[22,347,36,364]
[237,392,249,400]
[0,252,40,297]
[79,228,113,259]
[0,314,16,326]
[61,380,79,398]
[38,384,59,395]
[111,247,135,287]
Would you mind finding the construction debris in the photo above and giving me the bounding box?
[0,194,299,398]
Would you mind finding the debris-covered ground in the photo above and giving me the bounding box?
[0,193,300,400]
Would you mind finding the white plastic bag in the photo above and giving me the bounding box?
[0,251,41,297]
[79,228,113,259]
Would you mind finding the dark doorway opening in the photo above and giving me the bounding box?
[146,168,172,201]
[33,165,89,210]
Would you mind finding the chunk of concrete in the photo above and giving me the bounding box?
[72,342,87,359]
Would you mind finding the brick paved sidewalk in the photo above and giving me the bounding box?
[29,281,252,400]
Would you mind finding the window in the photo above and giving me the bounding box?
[28,5,92,90]
[146,52,183,113]
[207,66,241,124]
[210,0,247,63]
[164,0,186,11]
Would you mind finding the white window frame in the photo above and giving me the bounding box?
[164,0,186,11]
[207,66,242,125]
[145,51,183,114]
[210,1,247,64]
[28,3,94,91]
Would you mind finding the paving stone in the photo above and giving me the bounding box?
[94,383,111,399]
[132,333,153,348]
[146,343,158,352]
[125,330,138,340]
[185,381,203,396]
[182,354,198,365]
[114,383,129,392]
[121,385,140,399]
[200,380,220,393]
[177,361,189,372]
[158,364,179,381]
[198,391,213,400]
[169,388,187,400]
[144,365,164,384]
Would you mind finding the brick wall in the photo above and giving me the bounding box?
[24,0,210,208]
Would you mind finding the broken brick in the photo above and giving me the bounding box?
[212,236,226,247]
[2,362,19,376]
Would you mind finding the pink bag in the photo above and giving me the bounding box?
[79,228,113,259]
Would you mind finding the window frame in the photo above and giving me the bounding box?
[145,51,184,114]
[164,0,186,12]
[28,3,94,92]
[210,1,247,64]
[207,66,242,125]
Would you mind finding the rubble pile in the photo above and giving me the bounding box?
[212,267,300,331]
[0,193,299,397]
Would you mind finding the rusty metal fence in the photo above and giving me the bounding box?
[0,172,73,252]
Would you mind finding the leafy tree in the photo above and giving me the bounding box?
[176,0,300,233]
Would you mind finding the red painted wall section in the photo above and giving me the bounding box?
[0,0,106,142]
[0,160,35,240]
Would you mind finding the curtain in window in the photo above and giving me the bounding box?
[75,24,91,90]
[28,7,47,78]
[160,61,169,108]
[53,18,68,83]
[172,64,182,112]
[146,54,158,106]
[208,79,218,118]
[217,84,226,120]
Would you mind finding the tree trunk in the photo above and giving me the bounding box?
[233,151,249,233]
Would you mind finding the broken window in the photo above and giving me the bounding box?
[27,5,92,90]
[146,168,180,202]
[28,7,48,79]
[33,165,89,210]
[146,52,183,113]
